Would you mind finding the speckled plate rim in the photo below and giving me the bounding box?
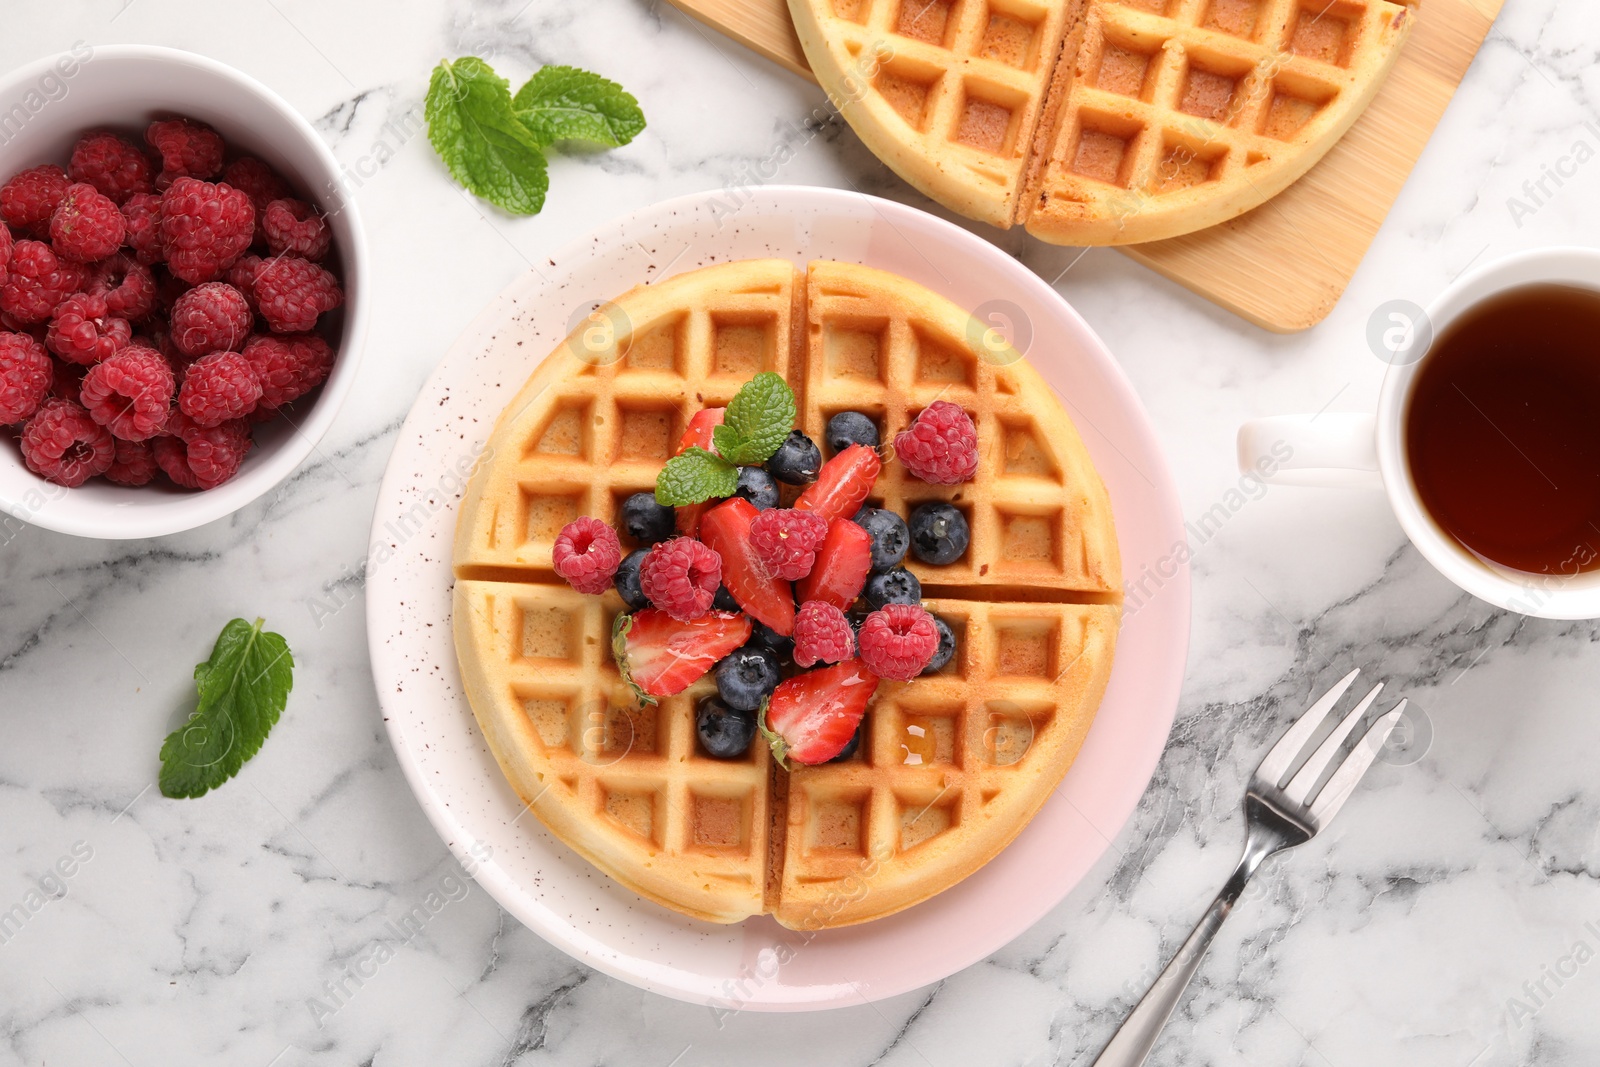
[366,185,1190,1011]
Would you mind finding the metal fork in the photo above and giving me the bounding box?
[1091,669,1407,1067]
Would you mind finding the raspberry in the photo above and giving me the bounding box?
[240,332,333,410]
[551,516,623,595]
[749,507,829,580]
[68,133,154,204]
[0,165,70,232]
[0,240,85,324]
[153,414,251,489]
[105,437,158,487]
[160,177,254,284]
[49,183,126,262]
[122,192,166,265]
[223,157,291,212]
[793,600,856,668]
[46,293,132,366]
[20,398,114,486]
[87,254,157,320]
[255,254,342,332]
[179,350,261,426]
[171,282,251,357]
[857,604,940,681]
[0,220,12,285]
[0,331,52,423]
[146,119,224,187]
[640,536,723,620]
[80,345,174,441]
[893,401,979,485]
[227,254,264,311]
[262,199,331,261]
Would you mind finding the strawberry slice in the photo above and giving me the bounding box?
[700,497,796,635]
[761,659,879,766]
[612,608,751,703]
[795,444,880,523]
[795,517,872,609]
[673,406,726,536]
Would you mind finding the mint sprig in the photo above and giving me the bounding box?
[652,375,798,507]
[425,58,645,216]
[159,618,294,799]
[656,446,739,506]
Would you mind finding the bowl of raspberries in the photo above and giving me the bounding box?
[0,45,367,539]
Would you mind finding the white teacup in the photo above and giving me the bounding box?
[1237,247,1600,621]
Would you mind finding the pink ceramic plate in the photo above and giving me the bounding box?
[366,186,1189,1011]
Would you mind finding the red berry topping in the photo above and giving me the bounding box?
[0,165,70,232]
[159,177,255,284]
[68,133,154,204]
[614,608,752,702]
[0,331,51,424]
[262,199,331,260]
[179,350,261,427]
[893,401,979,485]
[700,497,797,636]
[795,517,873,610]
[255,254,342,332]
[551,515,623,595]
[171,281,251,357]
[857,604,939,681]
[80,345,175,441]
[749,507,828,581]
[639,535,722,620]
[761,660,878,766]
[146,119,224,187]
[20,397,115,486]
[122,192,166,265]
[795,443,881,522]
[226,254,265,310]
[105,437,158,487]
[50,182,126,262]
[47,293,132,366]
[87,254,157,321]
[0,240,85,324]
[793,600,856,668]
[240,332,333,411]
[152,413,251,489]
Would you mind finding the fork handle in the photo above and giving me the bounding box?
[1090,851,1262,1067]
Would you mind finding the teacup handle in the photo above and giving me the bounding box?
[1236,414,1382,489]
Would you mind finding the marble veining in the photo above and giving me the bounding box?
[3,0,1600,1064]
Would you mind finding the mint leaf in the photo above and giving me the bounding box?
[426,57,549,215]
[512,65,646,149]
[656,447,738,506]
[159,618,294,799]
[717,372,796,465]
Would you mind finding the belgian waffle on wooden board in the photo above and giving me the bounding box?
[452,258,1122,928]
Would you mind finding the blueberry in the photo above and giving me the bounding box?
[826,411,879,455]
[766,430,821,485]
[619,491,675,544]
[854,507,909,572]
[696,695,756,759]
[734,466,780,510]
[863,567,921,609]
[713,585,740,612]
[749,619,795,661]
[908,502,970,565]
[613,548,650,611]
[715,644,781,711]
[828,718,865,762]
[921,614,956,675]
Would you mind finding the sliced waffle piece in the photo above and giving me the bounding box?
[788,0,1080,227]
[454,258,805,574]
[799,259,1120,595]
[454,581,777,923]
[773,597,1119,929]
[1023,0,1417,245]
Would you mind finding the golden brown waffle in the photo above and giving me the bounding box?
[788,0,1416,245]
[452,258,1122,928]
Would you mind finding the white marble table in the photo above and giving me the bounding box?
[2,1,1597,1064]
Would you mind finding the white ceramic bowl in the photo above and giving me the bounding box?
[0,44,368,539]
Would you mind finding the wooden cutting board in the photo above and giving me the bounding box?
[665,0,1503,332]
